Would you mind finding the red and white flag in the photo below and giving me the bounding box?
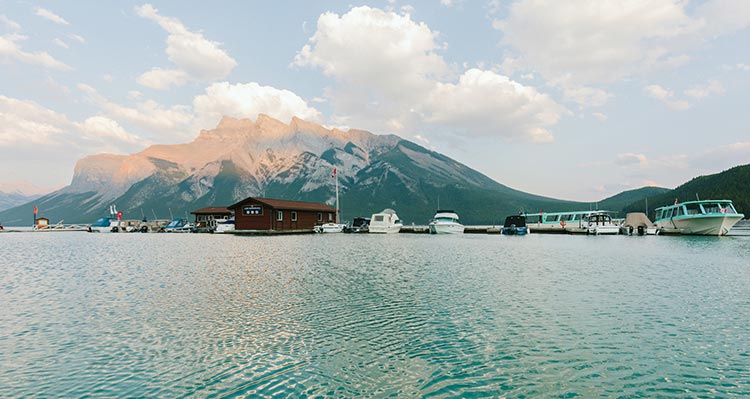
[674,198,678,205]
[331,168,337,178]
[33,205,38,215]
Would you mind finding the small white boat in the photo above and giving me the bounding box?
[211,218,235,233]
[583,212,619,235]
[654,200,744,236]
[88,217,120,233]
[428,210,464,234]
[620,212,657,235]
[369,209,403,234]
[314,222,346,233]
[164,218,195,233]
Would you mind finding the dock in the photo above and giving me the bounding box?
[229,229,316,236]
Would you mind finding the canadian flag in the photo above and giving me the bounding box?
[331,168,337,178]
[674,198,678,205]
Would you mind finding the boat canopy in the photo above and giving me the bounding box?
[503,215,526,228]
[622,212,655,228]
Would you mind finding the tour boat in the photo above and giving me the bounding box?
[428,210,465,234]
[369,209,403,234]
[524,210,612,233]
[501,215,527,235]
[582,211,620,235]
[654,200,744,236]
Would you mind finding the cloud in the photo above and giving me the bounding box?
[683,79,724,99]
[643,84,690,110]
[0,15,21,31]
[0,33,72,70]
[78,83,193,138]
[616,153,649,167]
[193,81,322,130]
[0,95,144,152]
[592,112,608,121]
[423,69,563,142]
[295,6,563,143]
[492,0,750,107]
[52,38,69,49]
[68,33,86,43]
[135,4,237,89]
[35,8,70,25]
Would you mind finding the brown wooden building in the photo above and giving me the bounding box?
[228,197,336,231]
[190,207,233,228]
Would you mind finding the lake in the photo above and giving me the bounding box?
[1,232,749,398]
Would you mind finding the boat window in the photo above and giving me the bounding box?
[701,203,719,214]
[545,214,559,222]
[291,211,298,221]
[526,215,538,223]
[395,219,402,224]
[572,214,581,221]
[374,215,384,222]
[685,203,701,215]
[560,214,573,221]
[674,206,685,217]
[727,204,738,214]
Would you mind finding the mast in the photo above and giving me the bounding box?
[335,168,340,224]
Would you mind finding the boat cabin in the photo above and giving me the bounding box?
[228,197,335,232]
[654,200,740,221]
[503,215,526,228]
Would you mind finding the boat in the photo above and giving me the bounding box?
[164,218,196,233]
[524,210,612,234]
[654,200,744,236]
[620,212,657,235]
[369,209,403,234]
[501,215,527,235]
[211,218,235,233]
[343,217,370,233]
[582,211,620,235]
[314,222,345,233]
[428,210,464,234]
[88,216,119,232]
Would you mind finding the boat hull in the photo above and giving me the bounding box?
[588,225,620,235]
[501,226,527,235]
[369,225,402,234]
[656,214,743,236]
[428,222,464,234]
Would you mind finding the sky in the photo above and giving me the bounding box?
[1,0,749,201]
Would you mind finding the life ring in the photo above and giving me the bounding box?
[560,220,567,228]
[140,225,149,233]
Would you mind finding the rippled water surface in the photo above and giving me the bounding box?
[1,232,749,398]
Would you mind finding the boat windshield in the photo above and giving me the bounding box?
[91,217,113,227]
[435,217,458,223]
[166,219,186,228]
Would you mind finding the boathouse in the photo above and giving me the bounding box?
[228,197,335,232]
[190,207,233,228]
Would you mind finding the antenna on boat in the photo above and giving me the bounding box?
[696,193,700,201]
[152,209,157,220]
[333,167,340,224]
[169,207,174,219]
[140,208,146,220]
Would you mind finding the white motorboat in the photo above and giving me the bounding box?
[428,210,464,234]
[369,209,403,234]
[211,218,235,233]
[164,218,195,233]
[654,200,744,236]
[314,222,346,233]
[583,212,620,235]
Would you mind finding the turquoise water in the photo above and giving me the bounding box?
[1,232,749,398]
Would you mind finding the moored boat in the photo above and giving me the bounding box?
[428,210,464,234]
[524,210,612,234]
[501,215,527,235]
[314,222,346,233]
[164,218,195,233]
[343,217,370,233]
[654,200,744,236]
[369,209,403,234]
[620,212,657,235]
[583,211,620,235]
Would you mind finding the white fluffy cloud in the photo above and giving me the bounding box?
[296,6,563,143]
[644,84,690,110]
[423,69,563,142]
[135,4,237,89]
[35,8,70,25]
[0,14,21,31]
[0,33,72,70]
[193,82,322,130]
[644,79,724,110]
[684,79,724,99]
[493,0,749,107]
[616,153,649,167]
[0,95,144,152]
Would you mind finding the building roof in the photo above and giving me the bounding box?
[229,197,335,212]
[191,207,232,215]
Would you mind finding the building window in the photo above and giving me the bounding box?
[277,210,283,221]
[328,213,333,221]
[291,211,297,221]
[317,212,322,221]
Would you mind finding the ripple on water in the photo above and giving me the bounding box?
[1,233,750,397]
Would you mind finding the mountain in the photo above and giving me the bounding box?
[622,164,750,217]
[0,191,39,213]
[0,114,662,226]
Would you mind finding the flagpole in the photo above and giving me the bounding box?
[335,169,340,224]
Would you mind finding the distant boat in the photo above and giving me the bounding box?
[164,218,195,233]
[654,200,744,236]
[314,222,345,233]
[88,216,119,233]
[343,217,370,233]
[583,211,620,235]
[501,215,527,235]
[428,210,464,234]
[211,217,235,233]
[620,212,657,235]
[369,209,403,234]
